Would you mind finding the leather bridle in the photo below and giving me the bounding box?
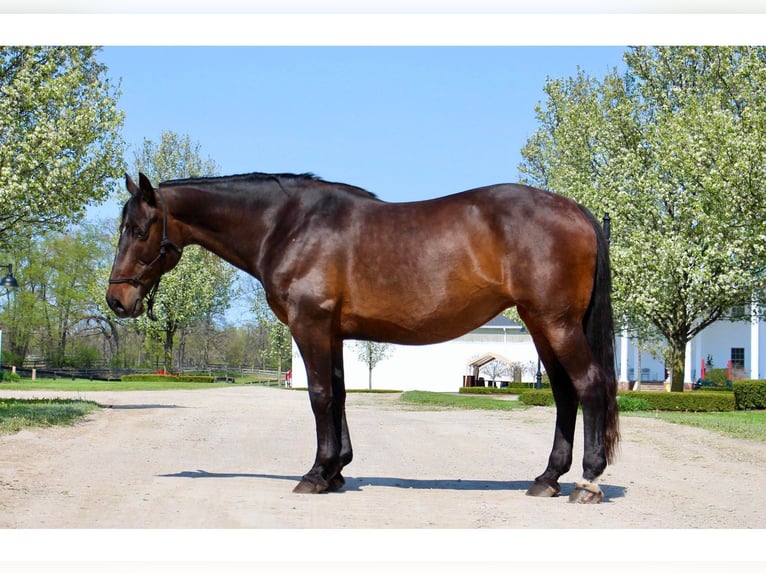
[108,187,182,320]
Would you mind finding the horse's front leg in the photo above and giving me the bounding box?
[291,325,347,494]
[328,335,353,492]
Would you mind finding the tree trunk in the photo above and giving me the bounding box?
[107,319,120,365]
[178,329,187,369]
[59,327,68,367]
[669,339,686,392]
[367,345,373,389]
[163,328,174,372]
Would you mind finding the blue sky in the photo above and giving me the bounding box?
[88,45,626,219]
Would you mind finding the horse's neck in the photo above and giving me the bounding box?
[165,183,285,279]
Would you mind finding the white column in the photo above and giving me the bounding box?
[684,341,693,385]
[619,326,629,386]
[751,297,760,380]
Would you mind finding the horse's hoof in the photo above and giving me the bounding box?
[293,475,328,494]
[327,473,345,492]
[568,482,604,504]
[526,480,561,498]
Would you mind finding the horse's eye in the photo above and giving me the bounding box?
[134,227,148,239]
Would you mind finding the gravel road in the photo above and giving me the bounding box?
[1,385,765,532]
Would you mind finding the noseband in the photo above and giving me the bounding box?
[108,187,182,321]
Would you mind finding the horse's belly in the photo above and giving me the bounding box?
[340,287,511,345]
[341,201,515,343]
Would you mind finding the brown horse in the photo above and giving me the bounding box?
[107,172,619,504]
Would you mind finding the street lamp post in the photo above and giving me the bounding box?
[1,263,20,378]
[1,264,18,289]
[535,357,542,390]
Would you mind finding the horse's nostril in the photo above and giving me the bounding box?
[107,295,126,315]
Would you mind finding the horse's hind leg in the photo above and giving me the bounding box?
[545,325,609,503]
[566,355,610,503]
[523,321,578,498]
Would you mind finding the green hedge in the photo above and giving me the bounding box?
[121,374,214,383]
[619,391,735,412]
[459,387,516,395]
[518,390,556,406]
[505,381,551,390]
[733,380,766,410]
[703,368,731,387]
[518,389,736,412]
[616,394,652,412]
[2,371,21,382]
[460,383,550,395]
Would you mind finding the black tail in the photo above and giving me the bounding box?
[577,204,620,464]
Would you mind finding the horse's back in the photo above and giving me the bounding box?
[332,183,596,343]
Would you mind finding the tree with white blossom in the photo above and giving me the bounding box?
[132,132,236,371]
[0,46,124,251]
[519,46,766,391]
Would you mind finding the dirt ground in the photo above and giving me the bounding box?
[1,385,765,534]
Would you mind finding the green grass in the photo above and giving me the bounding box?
[401,391,766,441]
[0,377,279,436]
[0,377,275,392]
[0,398,100,436]
[629,409,766,442]
[400,390,528,411]
[5,382,765,442]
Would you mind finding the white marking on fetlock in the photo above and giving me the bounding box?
[576,477,601,494]
[570,477,604,503]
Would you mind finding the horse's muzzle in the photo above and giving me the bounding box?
[106,287,144,318]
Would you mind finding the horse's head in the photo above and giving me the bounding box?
[106,173,183,319]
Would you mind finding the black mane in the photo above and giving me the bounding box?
[160,171,378,199]
[160,171,319,187]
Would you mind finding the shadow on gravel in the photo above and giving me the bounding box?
[346,477,626,500]
[593,483,626,501]
[157,469,626,500]
[103,404,185,410]
[158,469,303,481]
[346,477,534,491]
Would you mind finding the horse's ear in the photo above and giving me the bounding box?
[125,173,140,196]
[138,172,157,207]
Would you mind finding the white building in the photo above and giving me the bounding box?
[290,310,765,392]
[291,315,538,392]
[680,306,762,383]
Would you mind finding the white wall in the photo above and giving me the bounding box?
[291,335,539,392]
[619,316,766,384]
[689,318,763,380]
[291,317,766,392]
[619,335,666,383]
